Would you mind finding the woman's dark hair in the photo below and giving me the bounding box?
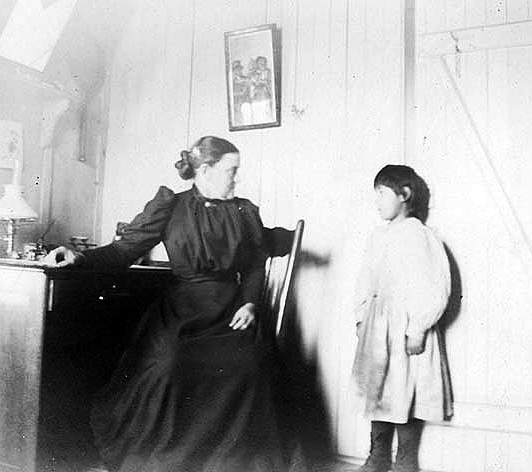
[175,136,239,180]
[374,164,430,223]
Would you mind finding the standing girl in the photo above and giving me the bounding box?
[353,165,452,472]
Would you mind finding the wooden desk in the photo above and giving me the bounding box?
[0,261,171,471]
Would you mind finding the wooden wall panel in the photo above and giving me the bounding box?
[335,0,406,458]
[100,0,195,242]
[257,0,298,228]
[414,7,532,467]
[421,0,532,32]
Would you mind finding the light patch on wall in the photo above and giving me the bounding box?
[0,0,77,71]
[0,120,23,171]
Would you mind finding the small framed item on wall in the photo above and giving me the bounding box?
[0,120,23,169]
[225,24,281,131]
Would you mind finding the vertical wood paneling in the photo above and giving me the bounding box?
[422,0,449,32]
[507,0,532,21]
[160,0,194,187]
[486,432,532,471]
[465,0,488,27]
[336,0,405,459]
[485,46,532,407]
[287,0,340,371]
[259,0,298,227]
[101,0,194,241]
[316,0,351,445]
[487,49,510,204]
[446,0,466,29]
[188,0,229,136]
[506,47,532,236]
[421,0,532,33]
[438,427,487,471]
[415,0,532,467]
[487,0,507,24]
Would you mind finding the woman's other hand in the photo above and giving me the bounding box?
[406,332,426,355]
[42,246,80,268]
[229,303,256,330]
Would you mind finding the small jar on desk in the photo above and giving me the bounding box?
[22,242,48,261]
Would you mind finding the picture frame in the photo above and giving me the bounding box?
[225,24,281,131]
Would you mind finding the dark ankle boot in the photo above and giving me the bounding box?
[356,421,394,472]
[392,419,423,472]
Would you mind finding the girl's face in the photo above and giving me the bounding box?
[374,184,408,222]
[204,152,240,199]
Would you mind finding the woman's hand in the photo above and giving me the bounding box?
[406,332,426,355]
[356,321,362,338]
[229,303,256,330]
[42,246,80,268]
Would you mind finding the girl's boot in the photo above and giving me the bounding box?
[356,421,394,472]
[392,419,423,472]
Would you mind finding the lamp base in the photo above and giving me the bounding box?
[1,219,20,258]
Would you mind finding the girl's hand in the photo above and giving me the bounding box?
[406,332,426,355]
[42,246,80,268]
[229,303,256,330]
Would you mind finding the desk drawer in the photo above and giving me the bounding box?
[45,271,169,346]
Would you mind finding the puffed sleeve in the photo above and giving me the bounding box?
[80,186,176,271]
[396,222,451,337]
[238,200,268,306]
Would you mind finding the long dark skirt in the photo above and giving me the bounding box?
[90,279,287,472]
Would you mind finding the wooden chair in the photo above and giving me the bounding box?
[261,220,305,339]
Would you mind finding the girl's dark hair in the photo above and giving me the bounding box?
[175,136,239,180]
[374,164,430,223]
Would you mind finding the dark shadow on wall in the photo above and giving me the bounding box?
[440,243,462,330]
[274,250,335,471]
[438,243,462,420]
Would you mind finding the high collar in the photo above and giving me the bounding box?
[191,184,237,205]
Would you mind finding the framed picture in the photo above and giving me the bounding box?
[225,24,281,131]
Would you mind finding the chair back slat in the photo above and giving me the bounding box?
[261,220,304,339]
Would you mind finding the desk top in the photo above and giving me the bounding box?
[0,258,172,274]
[0,258,45,270]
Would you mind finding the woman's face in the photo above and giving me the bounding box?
[205,152,240,199]
[374,184,407,222]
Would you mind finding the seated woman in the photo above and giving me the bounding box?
[44,136,296,472]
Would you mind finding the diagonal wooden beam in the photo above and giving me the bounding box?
[439,56,532,279]
[420,20,532,56]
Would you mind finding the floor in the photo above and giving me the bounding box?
[319,459,362,472]
[82,459,363,472]
[39,458,362,472]
[37,451,363,472]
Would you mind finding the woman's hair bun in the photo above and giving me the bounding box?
[175,137,238,181]
[175,150,195,180]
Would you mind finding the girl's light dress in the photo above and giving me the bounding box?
[352,217,453,424]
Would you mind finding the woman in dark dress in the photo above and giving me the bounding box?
[44,136,292,472]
